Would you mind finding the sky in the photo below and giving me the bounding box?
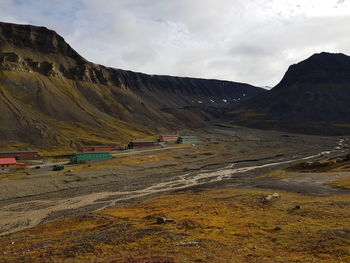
[1,0,350,87]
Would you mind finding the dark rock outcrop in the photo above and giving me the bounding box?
[228,52,350,135]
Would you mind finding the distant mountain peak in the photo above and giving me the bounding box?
[275,52,350,89]
[310,51,347,58]
[229,52,350,135]
[302,52,350,66]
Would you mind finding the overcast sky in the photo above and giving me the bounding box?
[1,0,350,87]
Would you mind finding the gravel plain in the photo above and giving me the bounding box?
[0,125,348,235]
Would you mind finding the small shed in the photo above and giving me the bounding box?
[70,152,112,164]
[128,141,156,149]
[177,136,198,144]
[158,135,180,142]
[78,145,113,152]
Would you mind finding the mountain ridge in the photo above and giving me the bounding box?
[0,21,264,151]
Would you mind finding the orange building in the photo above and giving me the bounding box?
[78,145,113,152]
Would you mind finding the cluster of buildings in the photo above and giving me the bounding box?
[0,158,26,173]
[71,135,198,164]
[0,151,39,173]
[158,135,198,144]
[128,135,198,149]
[0,134,199,172]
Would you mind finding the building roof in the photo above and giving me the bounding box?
[179,136,197,138]
[80,145,111,148]
[0,158,17,165]
[160,135,180,137]
[73,151,110,155]
[0,151,38,154]
[129,141,155,143]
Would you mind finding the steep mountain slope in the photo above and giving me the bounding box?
[0,22,264,150]
[228,52,350,135]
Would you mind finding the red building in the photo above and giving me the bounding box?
[128,141,156,149]
[0,158,26,171]
[0,158,17,170]
[78,145,113,152]
[158,135,180,142]
[0,151,40,160]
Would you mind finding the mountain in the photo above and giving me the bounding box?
[0,22,264,151]
[228,52,350,135]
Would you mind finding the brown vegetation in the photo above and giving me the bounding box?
[0,188,349,263]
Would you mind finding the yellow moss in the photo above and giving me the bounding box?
[328,175,350,189]
[0,171,26,180]
[1,188,350,263]
[259,169,287,178]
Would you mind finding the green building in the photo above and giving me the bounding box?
[70,152,112,164]
[177,136,198,144]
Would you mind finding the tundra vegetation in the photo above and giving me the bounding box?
[0,188,349,263]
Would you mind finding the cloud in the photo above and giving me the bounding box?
[0,0,349,87]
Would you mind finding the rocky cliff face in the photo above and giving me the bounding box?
[228,52,350,135]
[0,22,263,150]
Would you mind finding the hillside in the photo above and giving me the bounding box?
[0,22,264,151]
[228,52,350,135]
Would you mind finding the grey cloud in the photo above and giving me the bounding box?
[0,0,349,87]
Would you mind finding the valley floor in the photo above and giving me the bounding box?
[0,126,349,262]
[2,188,349,263]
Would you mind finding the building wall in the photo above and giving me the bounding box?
[70,152,112,164]
[0,152,40,160]
[0,164,10,170]
[0,164,23,171]
[78,147,113,152]
[177,137,198,144]
[128,142,155,149]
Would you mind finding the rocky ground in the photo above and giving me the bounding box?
[0,126,347,235]
[0,126,349,262]
[0,188,349,263]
